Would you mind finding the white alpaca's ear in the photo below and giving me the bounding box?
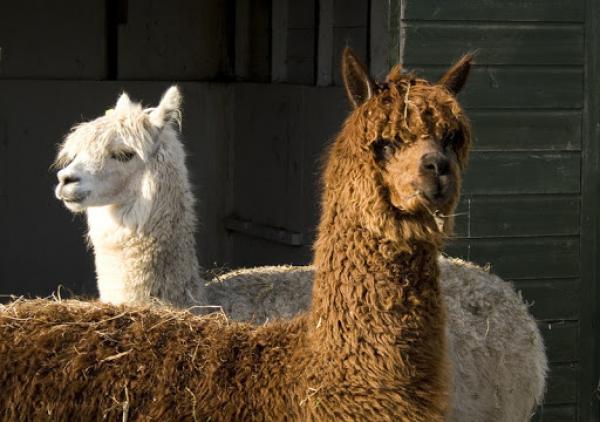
[149,86,182,129]
[115,92,132,112]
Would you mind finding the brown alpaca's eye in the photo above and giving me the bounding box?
[372,139,396,163]
[110,150,136,162]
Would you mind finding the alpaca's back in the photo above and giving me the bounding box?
[0,299,307,421]
[205,265,313,322]
[206,256,547,421]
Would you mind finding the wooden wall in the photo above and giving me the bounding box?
[399,2,594,420]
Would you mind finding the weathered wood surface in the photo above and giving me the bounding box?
[403,23,583,66]
[468,110,581,151]
[453,195,580,238]
[404,0,584,22]
[532,405,577,422]
[396,3,590,414]
[445,237,579,279]
[117,0,229,80]
[545,363,578,404]
[418,67,584,109]
[540,321,578,363]
[516,279,580,321]
[0,0,107,79]
[462,152,580,195]
[579,0,600,419]
[316,0,334,86]
[284,0,316,84]
[235,0,271,82]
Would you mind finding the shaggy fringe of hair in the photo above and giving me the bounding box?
[362,69,471,169]
[53,103,173,169]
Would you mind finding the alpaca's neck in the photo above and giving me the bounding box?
[311,219,443,343]
[308,214,447,398]
[87,162,204,308]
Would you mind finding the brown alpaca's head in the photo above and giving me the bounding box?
[337,48,473,236]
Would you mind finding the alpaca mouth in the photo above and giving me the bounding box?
[420,184,454,209]
[63,195,86,204]
[63,192,89,204]
[427,190,446,204]
[56,185,90,204]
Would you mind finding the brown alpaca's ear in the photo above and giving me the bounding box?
[341,47,374,108]
[438,53,474,95]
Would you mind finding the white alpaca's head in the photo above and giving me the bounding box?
[54,86,182,213]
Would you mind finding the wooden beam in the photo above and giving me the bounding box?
[392,0,404,67]
[579,0,600,419]
[234,0,250,79]
[369,0,389,79]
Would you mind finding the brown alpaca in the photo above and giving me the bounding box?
[0,49,472,421]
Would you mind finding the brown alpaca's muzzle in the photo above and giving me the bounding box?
[417,151,458,211]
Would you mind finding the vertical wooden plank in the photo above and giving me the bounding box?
[271,0,288,82]
[580,0,600,419]
[331,0,369,85]
[117,0,229,80]
[369,0,389,79]
[179,84,234,269]
[105,0,118,80]
[235,0,271,81]
[286,0,316,84]
[235,0,250,79]
[391,0,404,67]
[0,119,7,199]
[317,0,334,86]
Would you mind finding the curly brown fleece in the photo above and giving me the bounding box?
[0,48,472,421]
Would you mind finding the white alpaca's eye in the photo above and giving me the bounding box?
[57,155,75,168]
[110,150,136,162]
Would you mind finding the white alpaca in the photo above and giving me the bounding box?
[54,86,204,307]
[54,87,546,421]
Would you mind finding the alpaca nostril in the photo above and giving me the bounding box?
[437,159,450,175]
[421,153,450,176]
[61,175,80,185]
[424,162,438,172]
